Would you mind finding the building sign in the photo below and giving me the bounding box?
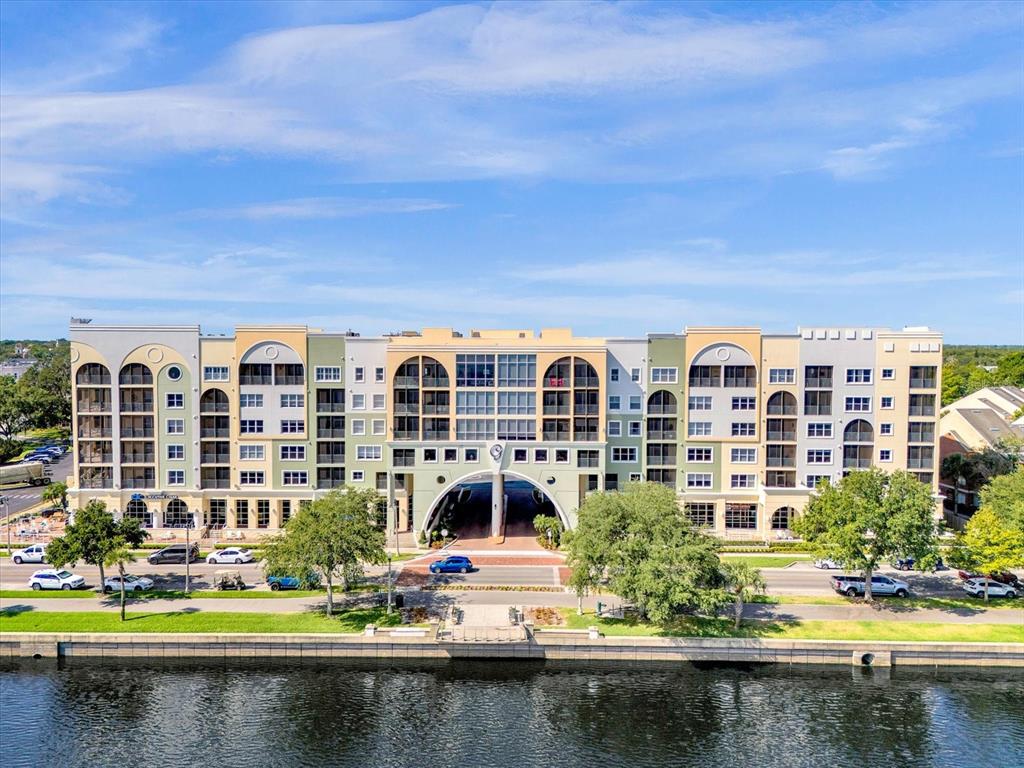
[143,493,179,501]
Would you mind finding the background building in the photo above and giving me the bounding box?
[68,322,943,542]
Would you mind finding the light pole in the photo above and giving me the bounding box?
[184,511,196,594]
[2,496,9,557]
[386,554,394,615]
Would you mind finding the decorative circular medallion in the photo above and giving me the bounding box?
[264,345,279,360]
[714,347,731,362]
[146,347,164,363]
[69,348,80,363]
[489,444,504,461]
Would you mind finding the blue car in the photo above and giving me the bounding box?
[267,574,319,591]
[429,556,473,574]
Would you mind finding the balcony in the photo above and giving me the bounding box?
[573,431,599,442]
[422,377,449,388]
[574,376,600,388]
[119,401,153,413]
[908,458,933,469]
[543,405,570,416]
[77,400,111,413]
[545,377,569,388]
[239,375,272,385]
[766,404,797,416]
[909,406,936,417]
[574,405,600,416]
[118,374,153,386]
[201,453,231,464]
[200,403,229,414]
[647,405,677,415]
[766,456,796,468]
[910,378,936,389]
[393,429,418,440]
[121,453,155,464]
[317,454,345,464]
[766,431,796,442]
[78,428,113,438]
[318,428,345,438]
[646,455,676,466]
[121,478,156,489]
[201,427,230,438]
[724,376,756,388]
[317,479,346,490]
[805,377,833,388]
[394,375,419,387]
[646,430,677,440]
[393,456,415,468]
[394,403,419,415]
[804,406,832,416]
[121,428,154,438]
[80,453,113,464]
[314,402,344,413]
[543,429,570,441]
[765,471,796,488]
[423,430,449,440]
[201,479,231,489]
[422,404,449,415]
[843,458,872,469]
[78,373,111,385]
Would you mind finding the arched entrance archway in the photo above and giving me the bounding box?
[421,470,569,542]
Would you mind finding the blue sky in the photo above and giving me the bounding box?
[1,0,1021,342]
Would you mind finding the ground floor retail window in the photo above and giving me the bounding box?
[685,502,715,527]
[207,499,226,529]
[771,506,794,530]
[281,500,291,524]
[236,500,249,528]
[257,500,271,528]
[725,503,757,529]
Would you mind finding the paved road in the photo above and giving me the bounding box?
[0,453,73,518]
[0,555,974,598]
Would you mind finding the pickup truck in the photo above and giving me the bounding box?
[831,574,911,598]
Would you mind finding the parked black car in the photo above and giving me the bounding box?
[147,544,200,565]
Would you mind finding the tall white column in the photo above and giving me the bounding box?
[490,471,504,539]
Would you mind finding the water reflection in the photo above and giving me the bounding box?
[1,660,1021,768]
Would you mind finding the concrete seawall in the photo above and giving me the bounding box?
[3,631,1023,668]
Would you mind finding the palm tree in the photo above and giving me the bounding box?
[721,561,766,630]
[103,540,136,622]
[41,481,67,511]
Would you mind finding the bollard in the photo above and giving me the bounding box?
[587,626,601,640]
[364,624,376,637]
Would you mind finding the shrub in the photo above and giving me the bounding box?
[533,514,563,550]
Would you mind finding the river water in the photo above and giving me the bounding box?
[1,659,1022,767]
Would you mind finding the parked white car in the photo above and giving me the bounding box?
[963,578,1017,599]
[814,558,842,570]
[29,569,86,591]
[207,548,254,565]
[11,544,47,565]
[103,574,154,593]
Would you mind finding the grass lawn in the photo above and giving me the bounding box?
[719,554,812,568]
[548,609,1024,643]
[752,594,1021,611]
[0,586,382,601]
[0,607,407,634]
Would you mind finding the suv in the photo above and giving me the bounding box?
[29,569,86,591]
[11,544,47,565]
[429,555,473,574]
[831,574,910,598]
[147,543,200,565]
[963,578,1018,599]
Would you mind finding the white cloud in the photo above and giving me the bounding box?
[191,196,455,220]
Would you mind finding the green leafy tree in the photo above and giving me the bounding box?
[952,507,1024,601]
[533,514,563,550]
[565,483,726,623]
[17,342,71,428]
[46,501,148,598]
[261,488,386,615]
[979,468,1024,533]
[720,561,766,629]
[793,469,937,602]
[0,375,32,460]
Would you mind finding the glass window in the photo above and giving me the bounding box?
[731,396,756,410]
[283,471,308,486]
[240,471,265,485]
[354,367,364,383]
[730,474,755,489]
[630,368,641,382]
[239,394,263,408]
[315,366,341,382]
[350,419,366,435]
[239,445,264,460]
[351,394,365,410]
[879,449,892,462]
[464,448,479,462]
[356,445,382,460]
[881,368,895,380]
[731,422,756,437]
[372,394,385,410]
[167,445,184,460]
[807,449,832,464]
[456,354,496,387]
[280,420,304,433]
[444,448,458,462]
[610,368,619,382]
[555,449,569,464]
[686,473,712,488]
[166,393,184,409]
[352,470,365,482]
[880,396,894,409]
[768,368,794,384]
[807,423,832,438]
[880,423,893,436]
[731,448,756,463]
[424,448,438,462]
[629,396,642,410]
[372,419,385,436]
[688,422,712,437]
[845,397,871,412]
[628,421,641,437]
[651,368,678,384]
[513,448,528,463]
[612,447,637,462]
[497,354,536,387]
[167,470,185,486]
[166,419,185,434]
[534,448,548,463]
[375,367,385,383]
[280,445,305,460]
[204,366,229,382]
[456,391,495,414]
[496,419,535,441]
[455,419,495,440]
[607,421,621,437]
[280,394,304,408]
[685,503,715,527]
[497,391,536,415]
[687,447,712,463]
[608,395,621,410]
[688,396,712,410]
[845,368,872,384]
[725,503,757,529]
[806,475,830,488]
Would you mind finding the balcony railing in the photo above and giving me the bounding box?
[201,453,231,464]
[78,374,111,385]
[422,377,449,388]
[805,377,833,388]
[275,375,305,385]
[200,428,230,438]
[423,430,449,441]
[909,406,936,416]
[393,429,418,439]
[239,375,272,385]
[78,429,113,438]
[804,406,832,416]
[575,405,600,415]
[317,428,345,438]
[80,478,113,489]
[317,454,345,464]
[724,377,756,388]
[910,378,936,389]
[77,401,111,413]
[574,376,600,388]
[393,456,415,467]
[646,430,677,440]
[394,375,419,387]
[422,404,449,415]
[121,478,156,489]
[545,377,569,388]
[647,405,677,415]
[766,456,796,468]
[80,453,113,464]
[766,431,796,442]
[766,405,797,416]
[201,479,230,489]
[908,458,933,469]
[765,473,796,488]
[646,455,676,466]
[119,374,153,385]
[121,453,155,464]
[394,404,419,415]
[119,402,153,413]
[843,458,872,469]
[316,402,345,413]
[200,403,229,413]
[317,479,346,489]
[543,406,570,416]
[121,428,154,438]
[574,432,599,442]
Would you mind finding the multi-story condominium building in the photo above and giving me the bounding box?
[68,322,943,541]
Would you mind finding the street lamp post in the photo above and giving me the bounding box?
[184,511,197,594]
[2,496,9,558]
[386,554,394,615]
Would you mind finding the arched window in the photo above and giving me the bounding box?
[544,357,571,387]
[573,360,598,388]
[395,358,420,386]
[648,390,677,415]
[76,363,111,385]
[843,419,874,443]
[125,499,150,527]
[164,499,192,528]
[422,357,449,387]
[200,388,228,413]
[767,391,797,416]
[771,506,795,530]
[119,363,153,385]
